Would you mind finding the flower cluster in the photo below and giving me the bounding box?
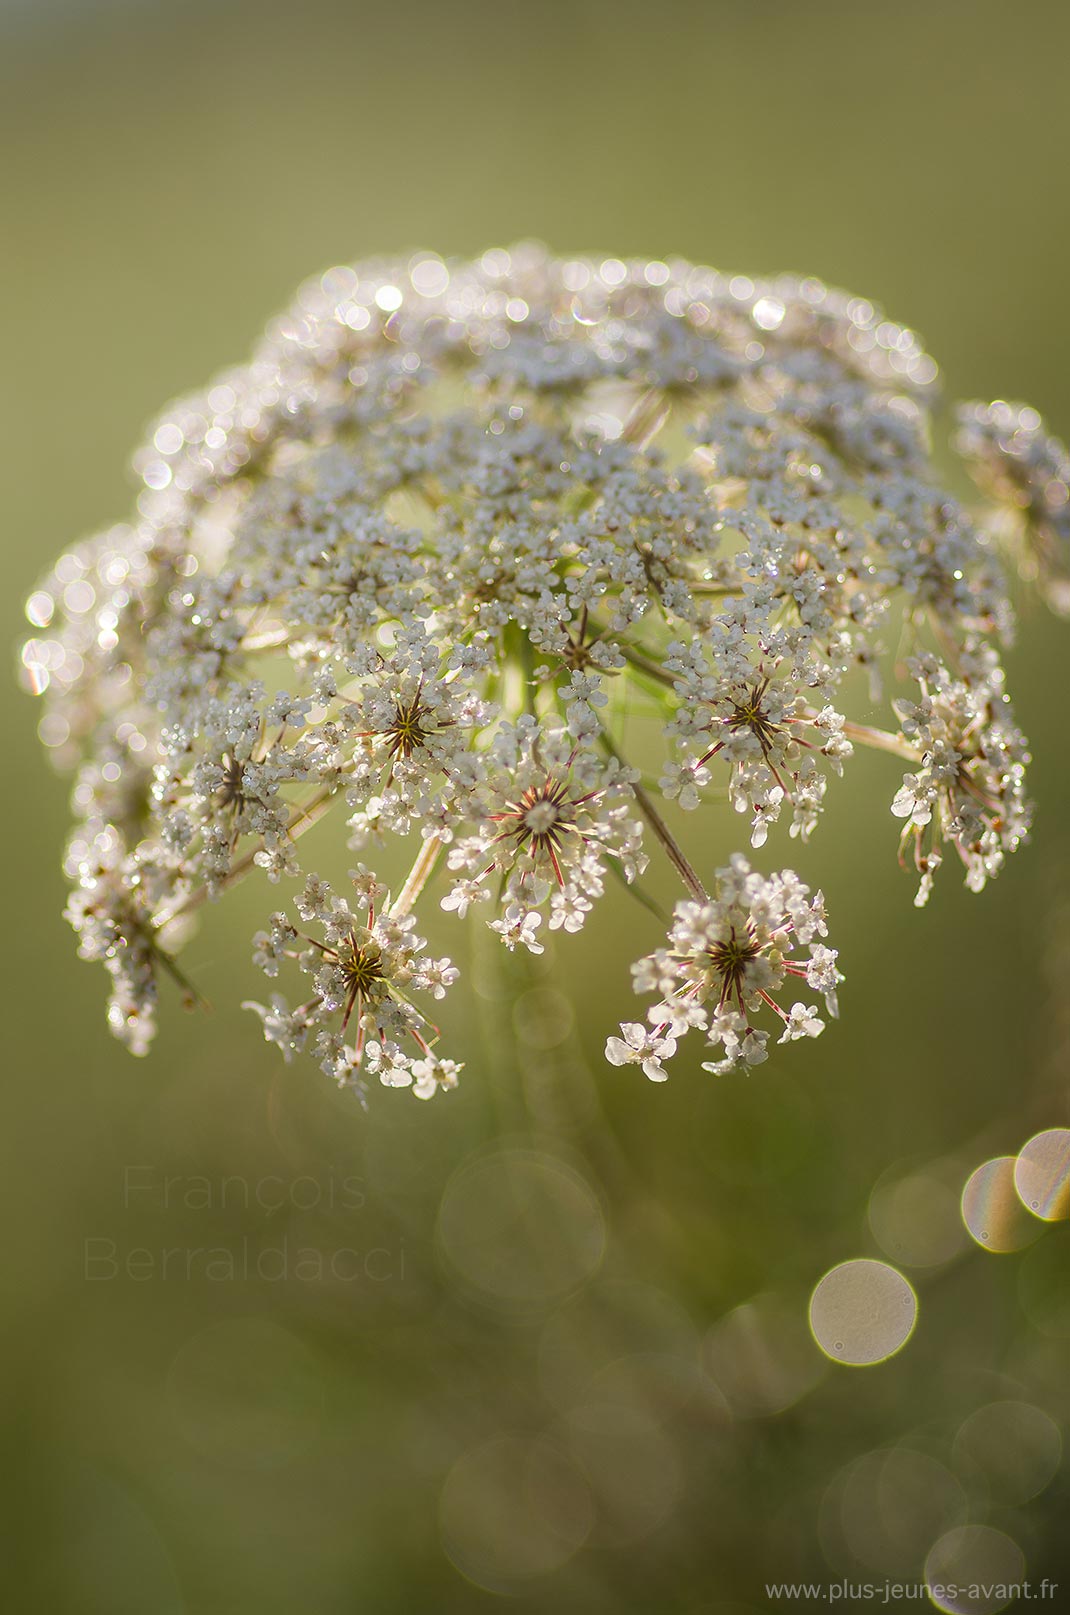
[606,855,839,1078]
[956,399,1070,617]
[890,653,1031,905]
[661,637,852,845]
[443,717,644,945]
[20,247,1068,1096]
[246,869,459,1097]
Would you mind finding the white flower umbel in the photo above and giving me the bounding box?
[890,652,1030,904]
[609,854,840,1079]
[246,868,459,1098]
[444,716,644,943]
[20,247,1069,1098]
[957,400,1070,617]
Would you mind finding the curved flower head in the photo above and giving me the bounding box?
[17,247,1066,1100]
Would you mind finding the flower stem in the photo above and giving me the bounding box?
[621,386,669,448]
[840,719,921,762]
[153,782,340,930]
[617,642,676,687]
[390,834,444,919]
[598,726,708,902]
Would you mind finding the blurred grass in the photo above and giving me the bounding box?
[4,0,1070,1608]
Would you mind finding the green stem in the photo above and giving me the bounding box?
[840,719,920,763]
[598,726,708,903]
[616,642,676,687]
[390,834,444,919]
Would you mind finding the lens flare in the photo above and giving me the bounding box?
[809,1259,917,1366]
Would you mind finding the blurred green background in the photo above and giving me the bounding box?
[5,1,1070,1609]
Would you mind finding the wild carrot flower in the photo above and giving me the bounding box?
[444,716,644,941]
[956,399,1070,617]
[609,855,839,1078]
[247,869,458,1093]
[19,247,1069,1095]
